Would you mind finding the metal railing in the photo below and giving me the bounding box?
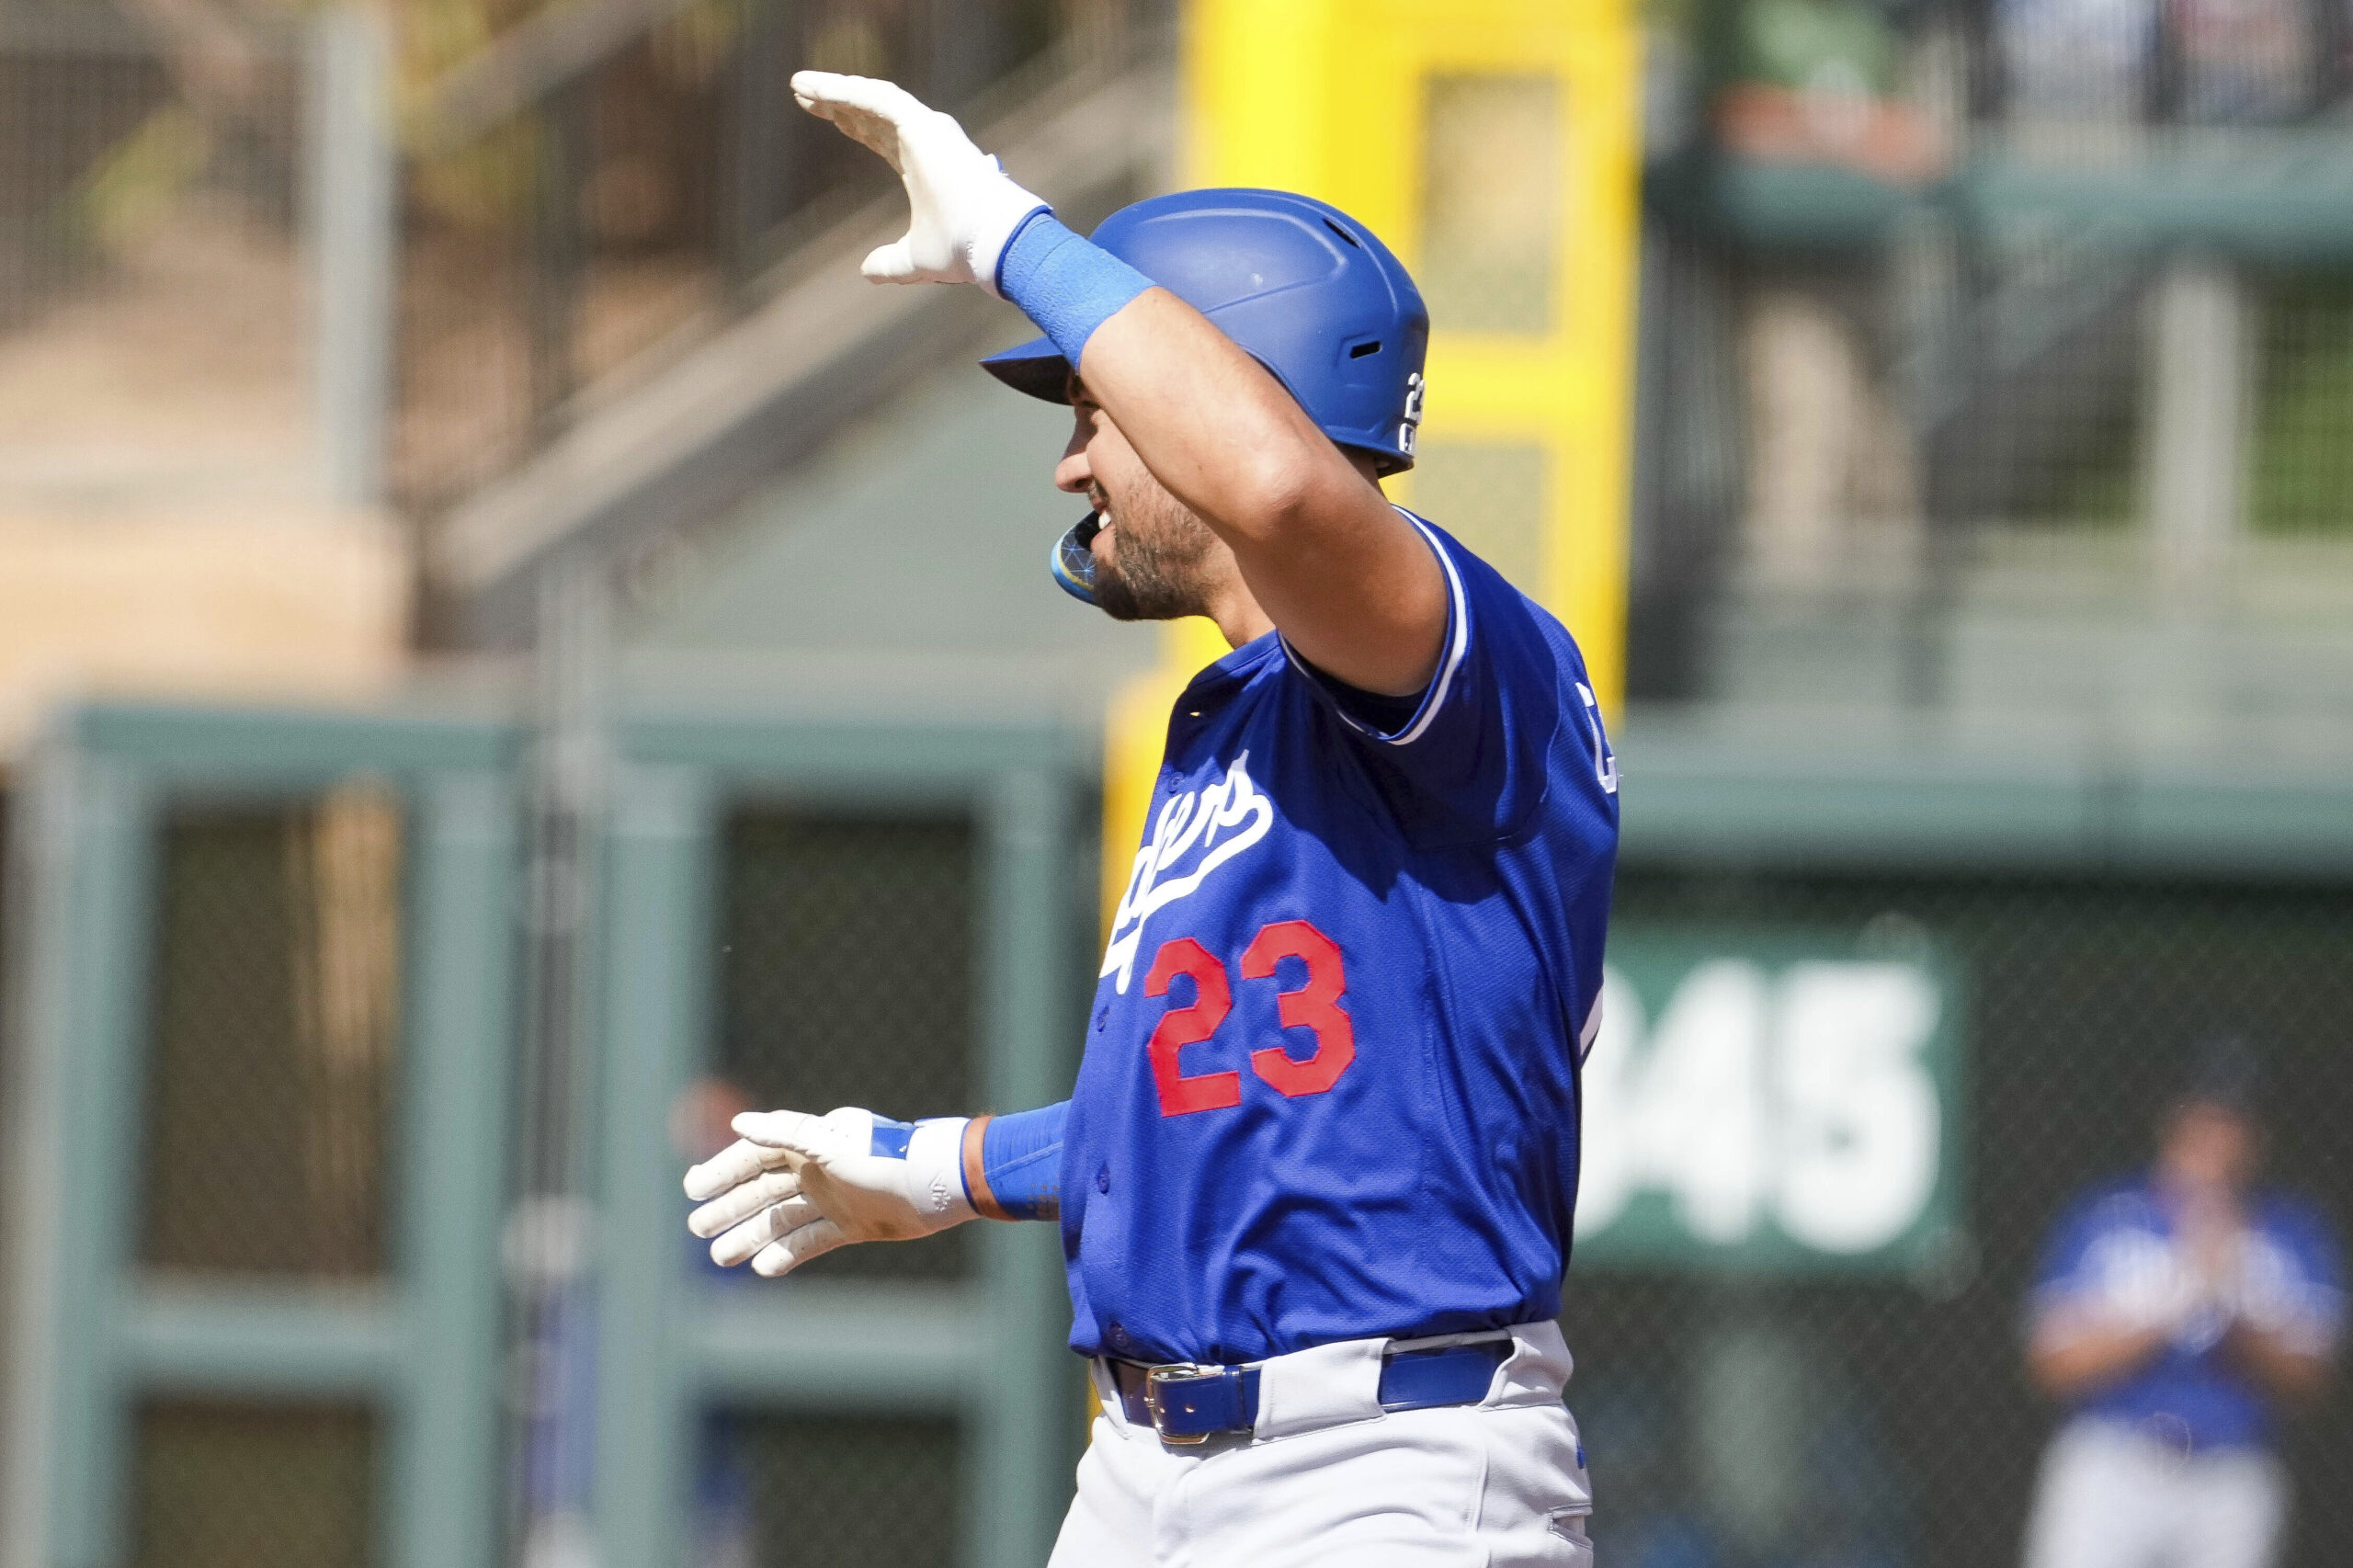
[392,0,1164,515]
[0,5,302,332]
[1630,0,2353,716]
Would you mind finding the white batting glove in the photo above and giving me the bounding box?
[790,71,1049,295]
[683,1107,974,1278]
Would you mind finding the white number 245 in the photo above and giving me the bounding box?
[1575,960,1941,1255]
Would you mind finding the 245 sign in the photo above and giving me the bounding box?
[1574,931,1965,1275]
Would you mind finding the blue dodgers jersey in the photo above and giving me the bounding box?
[1059,517,1620,1367]
[2032,1176,2347,1449]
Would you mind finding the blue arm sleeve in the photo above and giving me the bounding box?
[995,212,1154,370]
[973,1101,1067,1222]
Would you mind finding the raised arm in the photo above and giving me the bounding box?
[790,70,1447,697]
[1072,289,1446,695]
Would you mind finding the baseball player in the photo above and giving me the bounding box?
[684,72,1620,1566]
[2020,1045,2343,1568]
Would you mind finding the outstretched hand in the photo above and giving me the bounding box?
[790,71,1048,294]
[684,1106,973,1277]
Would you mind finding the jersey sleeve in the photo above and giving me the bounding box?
[1284,514,1591,836]
[2029,1190,2123,1324]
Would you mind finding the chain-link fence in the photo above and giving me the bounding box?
[0,4,302,332]
[0,3,312,534]
[717,807,981,1282]
[130,1402,379,1568]
[40,756,1073,1568]
[0,10,167,330]
[697,809,982,1565]
[703,1412,964,1568]
[142,792,404,1281]
[392,0,1153,511]
[10,737,2352,1568]
[1577,869,2353,1568]
[97,790,407,1568]
[2250,271,2353,536]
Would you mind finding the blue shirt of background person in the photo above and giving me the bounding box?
[2026,1048,2345,1451]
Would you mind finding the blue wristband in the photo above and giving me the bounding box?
[972,1101,1066,1221]
[995,212,1154,372]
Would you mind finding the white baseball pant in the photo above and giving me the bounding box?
[2020,1417,2287,1568]
[1048,1321,1595,1568]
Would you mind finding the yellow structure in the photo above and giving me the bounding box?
[1106,0,1643,916]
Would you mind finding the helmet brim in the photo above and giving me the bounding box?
[979,324,1415,476]
[979,335,1072,403]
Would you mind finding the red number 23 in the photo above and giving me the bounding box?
[1142,921,1357,1118]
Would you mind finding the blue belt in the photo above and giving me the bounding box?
[1107,1338,1512,1445]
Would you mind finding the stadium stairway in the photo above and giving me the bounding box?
[424,40,1175,652]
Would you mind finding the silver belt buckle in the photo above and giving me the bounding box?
[1142,1363,1222,1446]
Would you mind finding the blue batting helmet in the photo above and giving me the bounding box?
[981,189,1429,604]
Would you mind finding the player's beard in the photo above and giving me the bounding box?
[1088,482,1220,622]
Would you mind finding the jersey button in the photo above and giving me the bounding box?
[1108,1321,1132,1351]
[1096,1164,1111,1194]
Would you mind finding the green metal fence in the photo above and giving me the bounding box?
[3,703,1089,1568]
[1583,865,2353,1568]
[8,699,2352,1568]
[592,715,1088,1568]
[1584,726,2353,1568]
[2,708,517,1568]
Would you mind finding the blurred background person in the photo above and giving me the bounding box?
[670,1079,760,1568]
[2020,1043,2345,1568]
[508,1079,758,1568]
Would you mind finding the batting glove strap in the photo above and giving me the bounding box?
[684,1106,977,1278]
[900,1115,979,1224]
